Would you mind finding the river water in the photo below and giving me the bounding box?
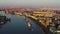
[0,11,43,34]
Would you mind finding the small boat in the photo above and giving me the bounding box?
[26,21,33,30]
[25,18,29,22]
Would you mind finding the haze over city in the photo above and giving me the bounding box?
[0,0,60,8]
[0,0,60,34]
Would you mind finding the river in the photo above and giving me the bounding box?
[0,11,43,34]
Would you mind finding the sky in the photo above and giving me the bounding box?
[0,0,60,8]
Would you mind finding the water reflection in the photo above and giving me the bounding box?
[0,11,43,34]
[0,21,10,29]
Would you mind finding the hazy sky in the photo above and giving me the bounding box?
[0,0,60,8]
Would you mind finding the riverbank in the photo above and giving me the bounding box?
[28,17,53,34]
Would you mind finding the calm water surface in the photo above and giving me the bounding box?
[0,11,43,34]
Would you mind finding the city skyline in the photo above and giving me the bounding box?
[0,0,60,8]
